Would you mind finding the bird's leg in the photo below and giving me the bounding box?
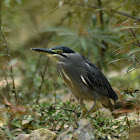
[79,99,87,119]
[83,100,97,118]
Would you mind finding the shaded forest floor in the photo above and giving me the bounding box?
[0,88,139,139]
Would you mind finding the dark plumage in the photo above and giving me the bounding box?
[32,46,118,117]
[82,56,118,101]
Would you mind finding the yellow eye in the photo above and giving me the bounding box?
[57,50,63,54]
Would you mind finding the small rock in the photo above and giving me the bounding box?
[0,128,7,140]
[15,128,57,140]
[15,134,30,140]
[30,128,57,140]
[57,119,96,140]
[127,125,140,140]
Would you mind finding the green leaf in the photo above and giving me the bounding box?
[127,48,140,56]
[80,37,87,51]
[131,54,136,67]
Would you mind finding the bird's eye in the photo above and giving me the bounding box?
[57,50,63,54]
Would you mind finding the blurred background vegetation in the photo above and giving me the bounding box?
[0,0,140,139]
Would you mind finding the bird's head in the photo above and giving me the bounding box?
[31,46,75,62]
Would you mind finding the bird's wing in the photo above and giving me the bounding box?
[82,56,118,101]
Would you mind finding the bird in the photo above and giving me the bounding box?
[32,46,118,118]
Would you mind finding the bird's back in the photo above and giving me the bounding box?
[56,53,118,102]
[82,56,118,101]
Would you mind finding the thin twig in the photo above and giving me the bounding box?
[0,1,18,104]
[0,1,17,102]
[28,55,43,92]
[57,107,80,114]
[129,28,140,47]
[135,58,140,65]
[137,95,140,124]
[2,68,10,99]
[36,59,49,104]
[0,31,18,103]
[115,88,130,128]
[114,11,140,22]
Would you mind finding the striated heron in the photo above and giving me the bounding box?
[32,46,118,118]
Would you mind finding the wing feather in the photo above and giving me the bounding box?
[82,56,118,101]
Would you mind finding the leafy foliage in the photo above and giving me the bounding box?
[0,0,140,139]
[90,112,136,139]
[1,100,137,139]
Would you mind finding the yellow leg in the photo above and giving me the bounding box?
[83,100,97,118]
[77,99,87,119]
[80,104,87,118]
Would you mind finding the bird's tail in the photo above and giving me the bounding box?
[98,96,115,112]
[101,100,115,112]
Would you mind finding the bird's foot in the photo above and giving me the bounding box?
[82,100,97,118]
[79,106,88,120]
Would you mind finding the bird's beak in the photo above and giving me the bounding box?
[31,48,56,55]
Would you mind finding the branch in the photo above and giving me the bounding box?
[135,58,140,65]
[2,68,10,98]
[114,11,140,22]
[63,1,140,22]
[0,30,18,103]
[0,1,17,103]
[36,59,49,104]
